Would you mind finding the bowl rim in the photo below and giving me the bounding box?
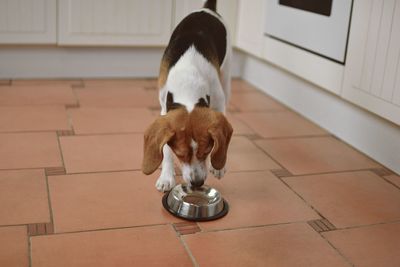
[162,191,229,222]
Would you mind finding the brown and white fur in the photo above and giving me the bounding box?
[142,0,233,192]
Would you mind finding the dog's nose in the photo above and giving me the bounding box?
[191,179,204,188]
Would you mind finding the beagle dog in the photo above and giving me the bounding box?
[142,0,233,192]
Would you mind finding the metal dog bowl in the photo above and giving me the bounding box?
[162,184,229,221]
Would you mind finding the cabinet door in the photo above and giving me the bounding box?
[0,0,56,44]
[235,0,265,57]
[342,0,400,125]
[58,0,173,46]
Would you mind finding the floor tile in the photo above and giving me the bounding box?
[12,79,82,87]
[230,91,286,112]
[49,171,182,232]
[231,79,258,93]
[0,132,62,169]
[0,85,77,106]
[323,222,400,267]
[284,171,400,228]
[226,136,280,171]
[75,86,159,108]
[60,134,143,173]
[199,171,319,230]
[83,78,157,88]
[0,170,50,225]
[385,174,400,188]
[226,113,255,136]
[0,106,70,132]
[69,107,156,134]
[0,226,29,267]
[184,223,348,267]
[235,111,327,138]
[31,225,193,267]
[256,137,380,175]
[0,79,11,86]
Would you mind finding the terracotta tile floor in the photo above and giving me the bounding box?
[0,78,399,266]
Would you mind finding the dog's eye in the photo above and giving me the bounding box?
[174,149,192,162]
[196,144,213,160]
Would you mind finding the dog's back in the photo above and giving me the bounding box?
[163,5,227,72]
[158,0,231,114]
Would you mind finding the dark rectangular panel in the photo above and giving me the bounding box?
[279,0,333,16]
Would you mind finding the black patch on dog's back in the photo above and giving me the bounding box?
[195,95,211,108]
[166,92,184,112]
[162,11,226,70]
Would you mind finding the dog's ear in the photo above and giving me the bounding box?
[142,117,175,175]
[208,113,233,170]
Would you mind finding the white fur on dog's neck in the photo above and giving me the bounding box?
[160,45,225,114]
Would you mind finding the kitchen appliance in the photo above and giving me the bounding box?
[264,0,353,63]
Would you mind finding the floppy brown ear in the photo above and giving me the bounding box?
[142,117,175,175]
[208,114,233,170]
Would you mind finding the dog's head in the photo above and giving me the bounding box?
[142,107,233,187]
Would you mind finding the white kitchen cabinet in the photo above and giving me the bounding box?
[342,0,400,125]
[235,0,265,57]
[58,0,173,46]
[0,0,56,44]
[235,0,344,94]
[262,36,344,95]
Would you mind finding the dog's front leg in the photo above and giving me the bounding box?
[155,144,176,192]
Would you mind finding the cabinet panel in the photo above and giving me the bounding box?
[0,0,56,44]
[58,0,173,46]
[235,0,265,57]
[342,0,400,125]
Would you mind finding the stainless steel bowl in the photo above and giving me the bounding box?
[162,184,229,221]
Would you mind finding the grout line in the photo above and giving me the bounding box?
[46,223,169,236]
[250,137,290,170]
[0,130,146,136]
[178,236,199,267]
[271,167,397,179]
[381,176,400,190]
[26,226,32,267]
[5,218,400,236]
[70,81,81,106]
[198,220,313,234]
[250,133,333,140]
[277,176,327,221]
[59,131,145,137]
[0,165,395,182]
[0,79,12,86]
[319,229,355,267]
[44,173,55,234]
[55,134,67,173]
[28,235,32,267]
[65,107,76,136]
[333,219,400,232]
[0,129,72,135]
[0,166,391,178]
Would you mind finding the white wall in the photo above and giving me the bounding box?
[0,46,245,79]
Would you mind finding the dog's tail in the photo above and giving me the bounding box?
[203,0,217,11]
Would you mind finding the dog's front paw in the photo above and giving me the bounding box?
[210,166,226,179]
[155,175,176,192]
